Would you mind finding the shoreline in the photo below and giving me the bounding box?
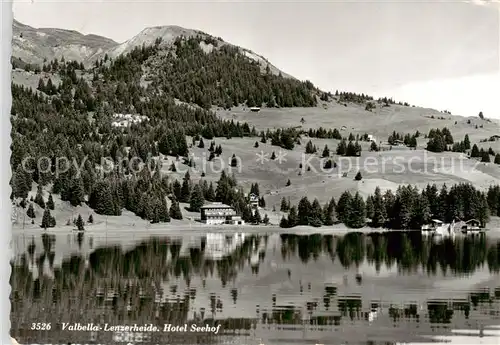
[11,223,500,238]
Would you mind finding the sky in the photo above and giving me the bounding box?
[11,0,500,118]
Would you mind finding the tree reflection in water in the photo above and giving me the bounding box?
[10,231,500,344]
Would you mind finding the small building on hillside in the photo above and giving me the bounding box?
[249,107,261,112]
[200,202,245,225]
[367,134,377,143]
[111,113,149,128]
[248,193,259,209]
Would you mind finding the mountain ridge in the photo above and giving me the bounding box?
[12,19,294,79]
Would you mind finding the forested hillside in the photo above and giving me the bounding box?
[145,37,317,109]
[10,33,320,226]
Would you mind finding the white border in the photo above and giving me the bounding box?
[1,0,13,344]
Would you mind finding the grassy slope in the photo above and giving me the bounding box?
[10,70,500,230]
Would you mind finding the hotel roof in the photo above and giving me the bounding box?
[201,202,233,209]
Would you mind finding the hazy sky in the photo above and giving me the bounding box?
[11,0,500,118]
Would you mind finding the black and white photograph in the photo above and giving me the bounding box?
[4,0,500,344]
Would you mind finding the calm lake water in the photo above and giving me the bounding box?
[10,230,500,345]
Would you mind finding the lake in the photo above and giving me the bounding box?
[10,230,500,345]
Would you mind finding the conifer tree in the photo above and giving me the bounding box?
[344,140,361,156]
[279,216,288,228]
[37,78,46,92]
[88,214,94,224]
[47,193,55,210]
[325,197,337,225]
[287,206,298,227]
[250,183,260,196]
[76,214,85,231]
[336,191,353,224]
[297,197,312,225]
[286,179,291,186]
[310,199,323,227]
[169,199,183,220]
[27,203,36,219]
[259,196,266,207]
[280,197,289,212]
[476,194,490,227]
[321,145,330,158]
[69,177,85,206]
[215,145,223,155]
[13,164,30,200]
[189,184,205,212]
[471,144,480,158]
[354,171,363,181]
[437,184,449,221]
[41,208,54,229]
[230,154,238,167]
[345,192,366,228]
[365,196,374,220]
[253,208,262,224]
[46,78,54,95]
[172,180,182,200]
[495,154,500,165]
[464,134,471,150]
[180,173,192,203]
[205,182,216,201]
[411,193,431,229]
[371,187,386,227]
[159,197,171,222]
[263,213,270,225]
[370,141,379,152]
[198,138,205,148]
[481,151,491,163]
[304,140,314,154]
[336,139,347,156]
[88,180,116,215]
[34,185,45,209]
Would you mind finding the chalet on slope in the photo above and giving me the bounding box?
[200,202,244,225]
[249,107,261,112]
[248,193,259,209]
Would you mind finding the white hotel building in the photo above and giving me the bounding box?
[200,202,244,225]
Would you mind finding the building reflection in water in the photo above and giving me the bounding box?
[10,231,500,345]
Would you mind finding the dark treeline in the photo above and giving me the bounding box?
[388,130,419,148]
[333,90,411,107]
[425,128,498,165]
[426,127,454,153]
[280,183,496,229]
[266,127,373,143]
[469,143,499,163]
[259,126,370,158]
